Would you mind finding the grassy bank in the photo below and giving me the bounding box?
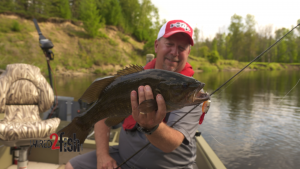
[188,55,300,72]
[1,14,299,76]
[0,14,144,76]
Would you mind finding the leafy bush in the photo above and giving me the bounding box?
[98,31,108,39]
[199,65,219,72]
[207,50,220,63]
[11,20,20,32]
[109,39,118,46]
[94,68,106,75]
[143,37,155,55]
[198,46,209,58]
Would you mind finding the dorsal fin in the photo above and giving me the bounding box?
[115,65,144,78]
[79,76,115,104]
[80,65,144,103]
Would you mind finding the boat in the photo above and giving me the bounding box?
[0,119,226,169]
[0,19,226,168]
[0,63,226,169]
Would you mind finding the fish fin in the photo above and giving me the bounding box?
[105,117,126,127]
[57,117,91,144]
[80,76,115,104]
[138,99,158,114]
[115,65,144,77]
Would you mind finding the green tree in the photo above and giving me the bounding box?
[198,46,209,58]
[143,19,165,55]
[192,27,200,56]
[133,0,159,41]
[80,0,104,38]
[143,38,156,55]
[244,14,257,62]
[119,0,140,34]
[275,28,288,62]
[214,32,226,59]
[70,0,81,19]
[225,33,233,59]
[257,24,274,62]
[286,26,297,63]
[297,19,300,33]
[98,0,122,26]
[207,50,220,63]
[297,19,300,62]
[212,38,217,51]
[194,27,200,43]
[47,0,63,18]
[0,0,14,12]
[60,0,72,19]
[228,14,244,60]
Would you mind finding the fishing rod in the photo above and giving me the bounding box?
[116,23,300,168]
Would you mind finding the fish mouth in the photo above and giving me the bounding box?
[192,86,210,103]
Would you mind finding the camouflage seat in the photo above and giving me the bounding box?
[0,64,60,146]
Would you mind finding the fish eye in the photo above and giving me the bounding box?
[182,83,189,89]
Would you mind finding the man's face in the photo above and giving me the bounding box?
[154,33,191,72]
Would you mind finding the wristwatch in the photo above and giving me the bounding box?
[136,123,159,135]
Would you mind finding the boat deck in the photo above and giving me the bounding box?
[1,120,226,169]
[7,162,65,169]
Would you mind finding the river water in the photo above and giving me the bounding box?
[53,70,300,169]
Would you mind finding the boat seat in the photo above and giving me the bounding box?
[192,162,199,169]
[0,64,60,146]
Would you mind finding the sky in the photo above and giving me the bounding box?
[151,0,300,40]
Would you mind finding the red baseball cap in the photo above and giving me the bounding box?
[157,20,194,46]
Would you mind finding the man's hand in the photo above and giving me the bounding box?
[131,85,167,130]
[97,154,120,169]
[94,120,120,169]
[131,85,185,153]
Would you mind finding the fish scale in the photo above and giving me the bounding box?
[57,65,210,144]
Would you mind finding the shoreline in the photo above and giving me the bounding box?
[1,63,299,77]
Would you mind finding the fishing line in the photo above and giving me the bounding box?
[209,133,225,146]
[116,23,300,169]
[215,71,244,95]
[252,77,300,112]
[132,139,152,168]
[280,78,300,101]
[210,24,300,96]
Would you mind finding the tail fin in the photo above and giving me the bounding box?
[57,117,91,144]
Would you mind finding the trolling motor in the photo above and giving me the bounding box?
[32,18,60,119]
[33,18,54,88]
[32,19,90,118]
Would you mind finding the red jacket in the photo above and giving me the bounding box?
[122,58,195,130]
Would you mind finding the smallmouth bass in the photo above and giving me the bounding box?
[57,65,210,143]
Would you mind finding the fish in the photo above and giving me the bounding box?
[57,65,210,143]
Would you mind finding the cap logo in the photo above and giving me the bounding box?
[170,22,191,32]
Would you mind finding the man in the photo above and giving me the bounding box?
[66,19,202,169]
